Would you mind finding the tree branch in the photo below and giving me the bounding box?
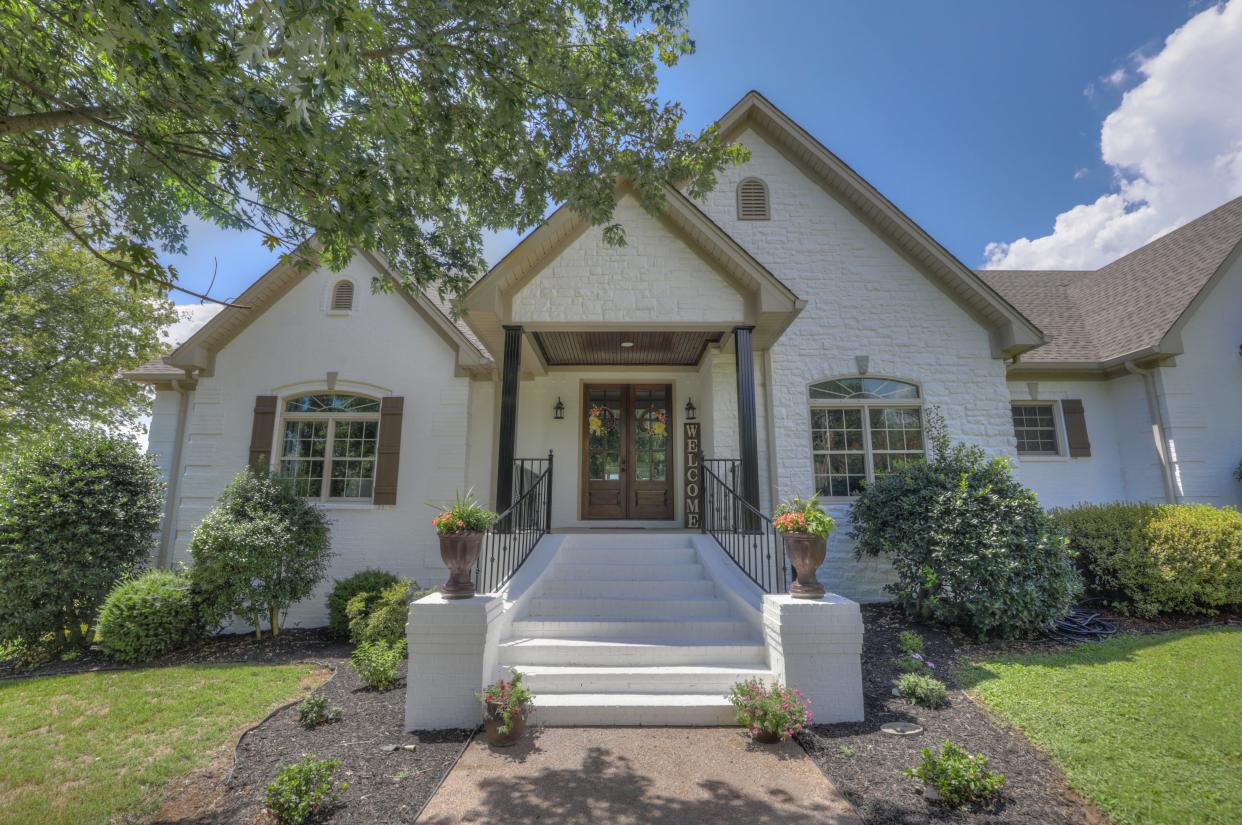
[0,107,111,135]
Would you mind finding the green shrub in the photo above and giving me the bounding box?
[264,755,346,825]
[895,651,936,675]
[896,672,949,709]
[898,631,925,656]
[347,578,433,650]
[1053,502,1242,617]
[350,640,402,691]
[906,741,1005,807]
[297,694,343,729]
[189,469,332,638]
[851,411,1081,640]
[0,430,164,652]
[326,569,399,639]
[97,570,200,662]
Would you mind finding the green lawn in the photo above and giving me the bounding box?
[0,663,322,825]
[960,628,1242,825]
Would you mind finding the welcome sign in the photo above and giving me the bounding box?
[684,422,701,528]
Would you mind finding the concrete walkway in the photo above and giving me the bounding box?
[418,727,862,825]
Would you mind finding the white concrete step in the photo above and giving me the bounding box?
[533,693,737,726]
[526,595,730,619]
[557,546,698,565]
[560,533,696,550]
[507,664,775,694]
[539,577,715,597]
[510,616,753,640]
[552,561,705,580]
[498,637,768,667]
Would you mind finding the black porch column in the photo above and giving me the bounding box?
[734,326,761,517]
[495,325,523,511]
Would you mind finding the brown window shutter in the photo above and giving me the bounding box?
[1061,399,1091,457]
[373,396,404,505]
[248,396,278,471]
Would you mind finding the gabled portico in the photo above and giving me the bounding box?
[463,181,803,527]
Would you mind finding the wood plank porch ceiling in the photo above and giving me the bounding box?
[532,330,725,366]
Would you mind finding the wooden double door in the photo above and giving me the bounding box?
[581,384,674,520]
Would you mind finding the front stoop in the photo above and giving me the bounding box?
[405,532,865,730]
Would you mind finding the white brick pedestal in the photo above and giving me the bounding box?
[762,593,865,723]
[405,593,501,730]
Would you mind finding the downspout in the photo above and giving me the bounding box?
[157,374,194,567]
[1123,361,1177,504]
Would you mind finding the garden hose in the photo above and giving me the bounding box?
[1046,608,1119,643]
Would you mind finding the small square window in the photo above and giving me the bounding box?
[1011,403,1059,455]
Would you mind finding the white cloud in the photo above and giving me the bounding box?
[1073,167,1089,181]
[985,0,1242,270]
[162,303,224,347]
[1105,67,1128,87]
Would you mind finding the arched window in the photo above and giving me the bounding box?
[808,377,925,497]
[736,177,770,221]
[279,393,380,500]
[330,279,355,311]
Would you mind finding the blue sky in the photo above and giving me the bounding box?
[163,1,1241,322]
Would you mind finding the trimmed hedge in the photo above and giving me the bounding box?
[97,569,201,662]
[326,569,400,639]
[1053,502,1242,617]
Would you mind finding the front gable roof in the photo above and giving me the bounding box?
[716,91,1047,358]
[135,244,492,383]
[463,180,805,361]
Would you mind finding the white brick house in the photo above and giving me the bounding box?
[131,92,1242,726]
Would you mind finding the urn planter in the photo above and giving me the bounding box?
[438,531,484,599]
[483,701,530,747]
[782,532,827,599]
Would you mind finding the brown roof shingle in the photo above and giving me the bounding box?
[980,195,1242,364]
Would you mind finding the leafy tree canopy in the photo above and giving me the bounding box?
[0,202,177,459]
[0,0,745,303]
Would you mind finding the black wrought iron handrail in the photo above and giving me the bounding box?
[476,451,553,594]
[701,458,788,594]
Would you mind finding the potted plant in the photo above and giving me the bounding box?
[478,670,535,747]
[773,493,835,598]
[431,490,496,599]
[727,678,812,743]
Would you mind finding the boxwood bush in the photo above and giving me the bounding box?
[326,569,399,639]
[0,430,164,653]
[346,578,432,651]
[97,569,201,662]
[1053,502,1242,616]
[851,412,1081,639]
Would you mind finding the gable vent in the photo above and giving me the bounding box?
[331,280,355,311]
[737,177,770,221]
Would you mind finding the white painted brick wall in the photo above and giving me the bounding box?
[763,594,865,723]
[511,195,745,324]
[692,128,1019,600]
[159,254,475,628]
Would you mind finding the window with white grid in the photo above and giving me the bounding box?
[1011,403,1059,455]
[279,393,380,500]
[809,377,925,498]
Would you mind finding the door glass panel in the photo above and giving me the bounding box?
[586,388,622,481]
[633,387,669,481]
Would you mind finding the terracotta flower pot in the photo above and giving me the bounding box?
[483,702,529,747]
[782,532,827,599]
[438,531,484,599]
[752,728,782,744]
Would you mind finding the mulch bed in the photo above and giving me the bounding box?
[174,660,473,825]
[798,604,1108,825]
[0,628,352,680]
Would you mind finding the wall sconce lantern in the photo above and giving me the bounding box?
[553,397,565,420]
[684,398,697,421]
